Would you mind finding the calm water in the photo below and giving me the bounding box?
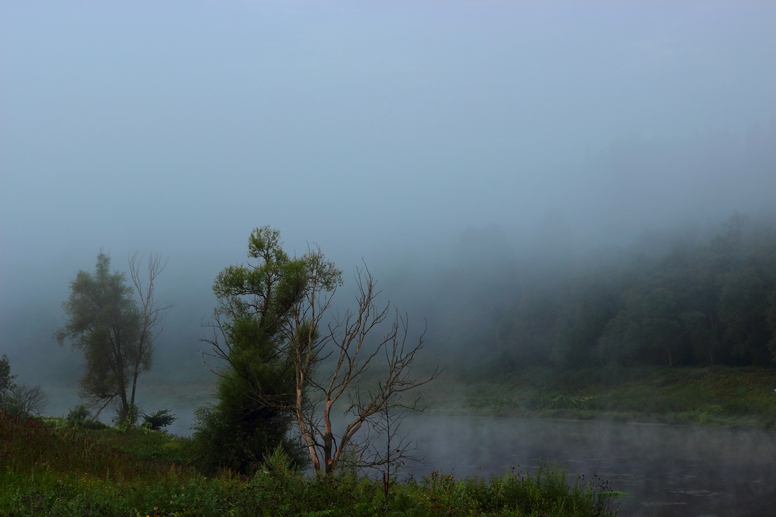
[392,415,776,517]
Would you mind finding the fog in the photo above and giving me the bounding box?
[2,2,776,426]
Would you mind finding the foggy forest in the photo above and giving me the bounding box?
[2,2,776,516]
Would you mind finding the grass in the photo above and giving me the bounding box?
[0,411,621,516]
[291,360,776,428]
[452,365,776,428]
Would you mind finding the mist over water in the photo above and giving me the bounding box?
[392,415,776,517]
[2,2,776,514]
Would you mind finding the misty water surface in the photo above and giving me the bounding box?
[168,408,775,516]
[391,415,775,517]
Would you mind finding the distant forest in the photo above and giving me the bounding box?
[487,213,776,370]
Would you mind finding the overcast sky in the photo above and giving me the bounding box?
[2,1,775,336]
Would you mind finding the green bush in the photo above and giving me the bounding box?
[141,409,177,431]
[191,384,305,476]
[65,404,108,430]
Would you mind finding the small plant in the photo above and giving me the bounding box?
[66,404,90,424]
[141,409,177,431]
[263,444,294,477]
[65,404,108,430]
[114,404,142,431]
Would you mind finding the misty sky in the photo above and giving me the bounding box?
[2,2,776,372]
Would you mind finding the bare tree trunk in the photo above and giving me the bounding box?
[128,252,171,423]
[290,265,440,476]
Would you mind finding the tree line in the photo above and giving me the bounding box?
[495,213,776,370]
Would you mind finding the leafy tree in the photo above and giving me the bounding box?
[718,268,771,365]
[680,311,717,365]
[0,355,15,394]
[196,227,328,473]
[55,252,169,422]
[597,312,640,367]
[767,289,776,364]
[639,288,684,366]
[550,274,618,367]
[498,291,557,367]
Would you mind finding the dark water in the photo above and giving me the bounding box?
[392,415,776,517]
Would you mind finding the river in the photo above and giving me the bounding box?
[391,415,776,517]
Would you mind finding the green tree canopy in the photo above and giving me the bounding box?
[196,226,342,474]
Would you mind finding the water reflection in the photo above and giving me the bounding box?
[394,415,776,517]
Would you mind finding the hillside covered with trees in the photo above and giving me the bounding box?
[489,213,776,372]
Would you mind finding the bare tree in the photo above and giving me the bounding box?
[365,382,423,504]
[0,354,48,417]
[288,266,440,476]
[128,252,172,415]
[4,384,48,416]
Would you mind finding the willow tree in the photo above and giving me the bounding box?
[55,252,169,422]
[202,226,438,475]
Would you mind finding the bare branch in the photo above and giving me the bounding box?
[127,252,172,418]
[293,264,441,475]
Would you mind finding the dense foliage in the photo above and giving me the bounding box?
[194,227,340,474]
[494,213,776,370]
[141,409,177,431]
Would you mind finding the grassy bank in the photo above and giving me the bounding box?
[0,412,620,516]
[50,363,776,432]
[437,365,776,428]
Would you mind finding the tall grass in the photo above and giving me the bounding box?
[0,412,620,516]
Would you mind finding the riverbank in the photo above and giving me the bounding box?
[420,365,776,428]
[34,364,776,435]
[0,412,621,517]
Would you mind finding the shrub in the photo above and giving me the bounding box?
[141,409,177,431]
[65,404,108,430]
[192,369,306,475]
